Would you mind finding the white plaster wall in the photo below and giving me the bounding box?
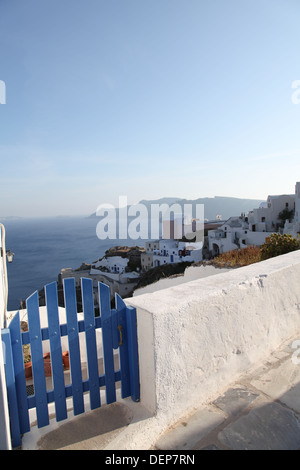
[134,264,231,296]
[127,250,300,428]
[209,228,273,254]
[0,226,12,449]
[95,256,128,273]
[295,182,300,222]
[246,230,273,245]
[0,231,5,329]
[209,235,236,254]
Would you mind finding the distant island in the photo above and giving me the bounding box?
[0,216,23,221]
[89,196,265,221]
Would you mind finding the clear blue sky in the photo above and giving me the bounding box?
[1,0,300,217]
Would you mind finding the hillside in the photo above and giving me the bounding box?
[89,196,264,221]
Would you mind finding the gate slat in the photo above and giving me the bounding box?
[116,294,131,399]
[45,282,68,421]
[9,312,30,434]
[99,282,116,404]
[81,278,101,410]
[26,292,49,428]
[63,278,84,415]
[2,328,21,448]
[111,308,119,350]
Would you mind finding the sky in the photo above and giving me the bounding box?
[1,0,300,217]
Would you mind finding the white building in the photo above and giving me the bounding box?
[208,216,274,256]
[162,214,203,242]
[248,193,295,233]
[152,239,203,267]
[296,182,300,225]
[141,238,203,270]
[141,214,203,271]
[141,241,160,272]
[208,185,299,257]
[60,255,130,287]
[60,254,139,303]
[94,255,129,274]
[284,182,300,237]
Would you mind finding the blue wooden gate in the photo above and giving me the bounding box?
[1,278,140,448]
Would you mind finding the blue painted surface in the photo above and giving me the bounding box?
[81,277,101,410]
[8,312,30,434]
[45,282,68,421]
[2,279,140,447]
[26,292,49,428]
[63,278,84,416]
[99,282,116,404]
[125,306,140,402]
[116,294,131,399]
[2,329,21,448]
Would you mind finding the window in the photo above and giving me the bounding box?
[261,217,265,222]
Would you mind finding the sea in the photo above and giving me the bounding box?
[2,216,148,311]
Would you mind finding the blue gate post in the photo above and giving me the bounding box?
[116,294,131,399]
[116,294,140,402]
[125,305,140,402]
[1,329,21,448]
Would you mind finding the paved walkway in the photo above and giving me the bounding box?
[154,335,300,451]
[22,335,300,450]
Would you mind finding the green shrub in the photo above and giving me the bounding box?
[260,233,300,260]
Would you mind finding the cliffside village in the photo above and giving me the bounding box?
[59,181,300,305]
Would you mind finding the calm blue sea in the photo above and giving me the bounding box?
[2,216,147,311]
